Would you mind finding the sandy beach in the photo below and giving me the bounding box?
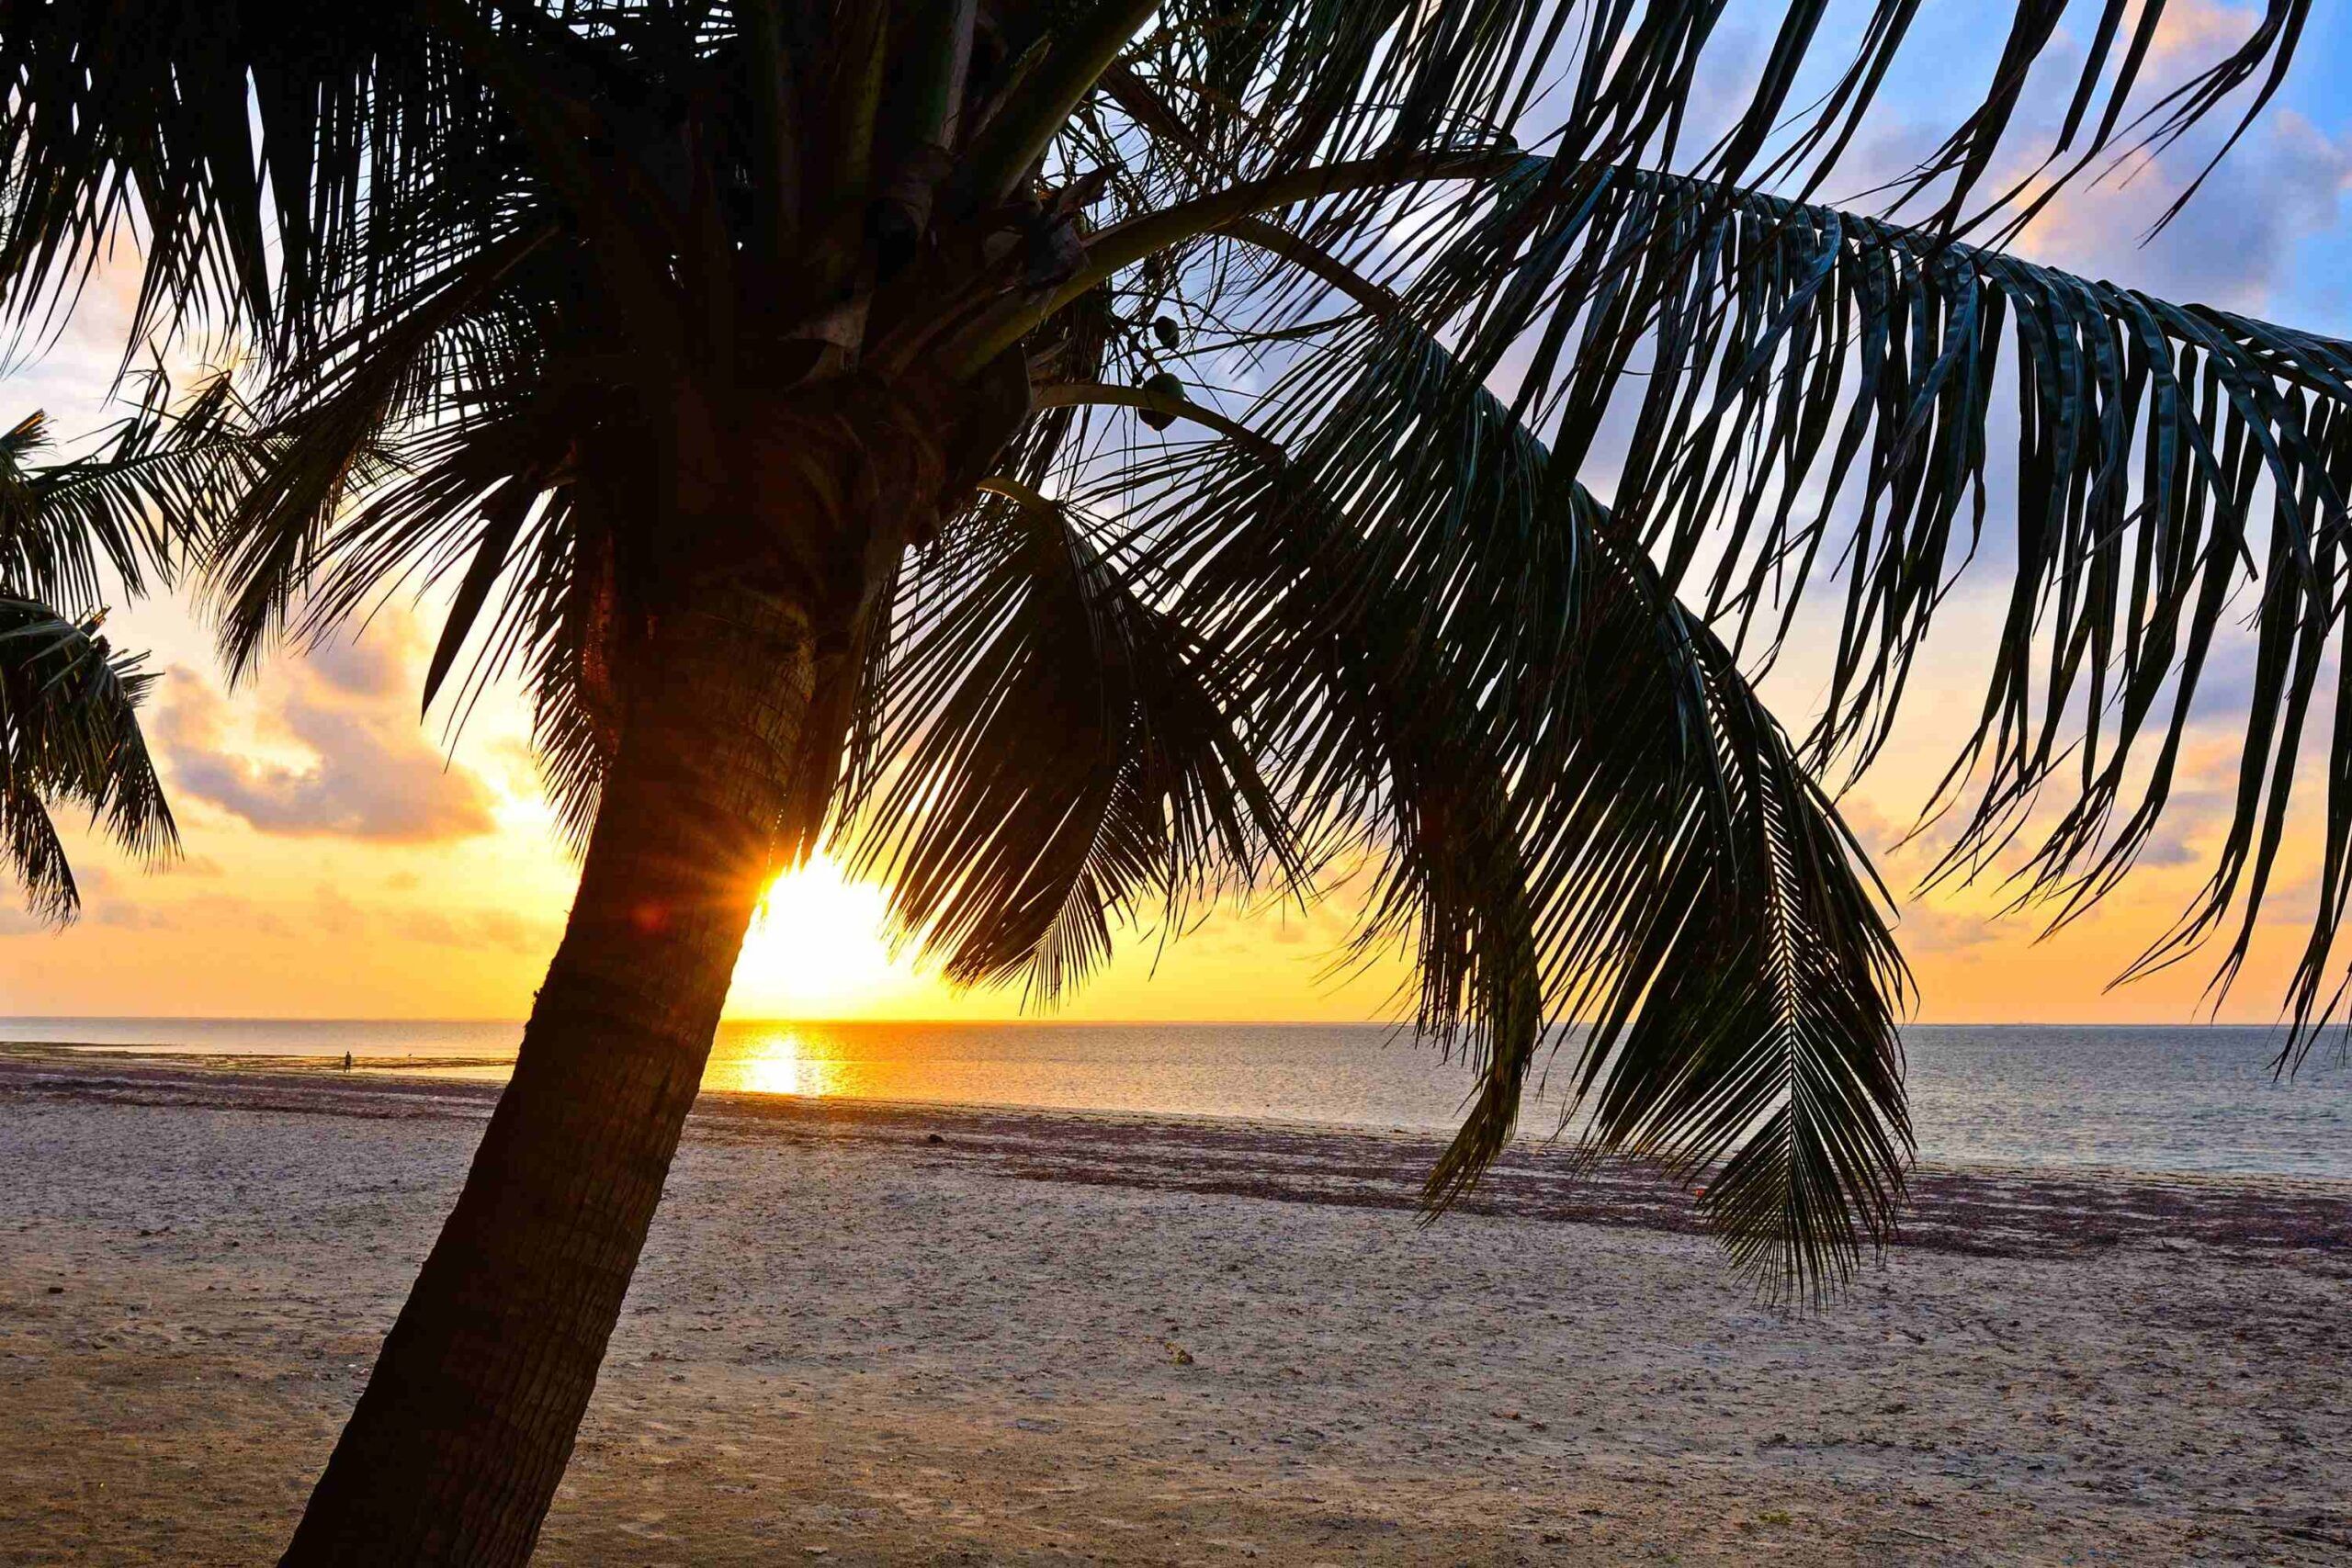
[3,1050,2348,1565]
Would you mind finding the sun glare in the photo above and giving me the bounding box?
[728,853,898,1015]
[731,1030,824,1096]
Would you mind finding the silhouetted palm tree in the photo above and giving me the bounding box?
[3,4,2340,1562]
[0,387,247,915]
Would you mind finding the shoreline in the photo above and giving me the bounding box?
[5,1048,2349,1563]
[6,1047,2347,1264]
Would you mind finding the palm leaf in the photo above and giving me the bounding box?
[841,481,1295,1002]
[0,373,256,607]
[1046,319,1907,1293]
[1355,159,2352,1063]
[0,596,176,919]
[0,2,492,352]
[0,376,253,919]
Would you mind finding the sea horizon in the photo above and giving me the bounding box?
[10,1015,2347,1182]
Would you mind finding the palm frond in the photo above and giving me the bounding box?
[1340,159,2352,1062]
[0,376,240,919]
[1073,0,2310,252]
[0,373,258,607]
[1048,318,1906,1293]
[0,596,177,919]
[1054,106,2352,1054]
[840,481,1294,1002]
[204,224,559,679]
[0,1,494,352]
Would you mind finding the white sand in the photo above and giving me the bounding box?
[2,1053,2347,1565]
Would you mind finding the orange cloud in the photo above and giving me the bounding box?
[153,638,495,845]
[2146,0,2261,68]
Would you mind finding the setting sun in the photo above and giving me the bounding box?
[725,853,901,1016]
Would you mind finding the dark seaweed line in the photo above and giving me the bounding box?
[5,1055,2346,1266]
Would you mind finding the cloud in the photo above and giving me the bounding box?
[154,650,496,845]
[392,907,555,953]
[311,883,368,936]
[1830,794,1979,888]
[1800,2,2350,319]
[2145,0,2263,69]
[1894,902,2004,957]
[484,736,548,798]
[1833,797,1917,866]
[85,863,175,927]
[2256,867,2324,929]
[2132,799,2220,869]
[0,903,54,937]
[0,863,170,932]
[0,882,552,953]
[306,628,415,700]
[2013,109,2352,312]
[0,889,295,941]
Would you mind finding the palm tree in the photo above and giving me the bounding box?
[0,384,248,918]
[4,3,2343,1562]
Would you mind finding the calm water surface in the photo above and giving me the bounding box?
[6,1017,2347,1179]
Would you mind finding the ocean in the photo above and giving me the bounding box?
[6,1017,2348,1180]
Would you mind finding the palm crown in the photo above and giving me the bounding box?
[5,3,2339,1294]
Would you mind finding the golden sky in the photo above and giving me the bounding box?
[0,558,2324,1027]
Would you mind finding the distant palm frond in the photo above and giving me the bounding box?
[0,597,175,919]
[0,371,253,607]
[0,374,255,918]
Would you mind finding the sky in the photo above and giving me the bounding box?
[6,0,2352,1026]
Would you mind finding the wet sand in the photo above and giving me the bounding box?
[3,1050,2348,1564]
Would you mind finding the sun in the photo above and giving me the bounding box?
[726,852,899,1015]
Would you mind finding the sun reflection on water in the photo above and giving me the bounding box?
[729,1028,830,1097]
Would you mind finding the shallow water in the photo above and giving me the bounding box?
[6,1016,2347,1179]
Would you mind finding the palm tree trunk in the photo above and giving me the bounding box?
[279,577,817,1567]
